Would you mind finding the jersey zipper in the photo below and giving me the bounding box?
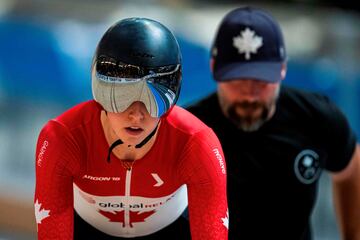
[124,169,132,228]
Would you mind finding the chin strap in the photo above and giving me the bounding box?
[135,124,159,148]
[107,139,123,163]
[107,123,159,163]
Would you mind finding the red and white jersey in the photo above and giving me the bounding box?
[35,100,228,239]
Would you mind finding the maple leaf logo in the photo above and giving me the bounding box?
[99,209,156,228]
[221,209,229,229]
[34,199,50,224]
[233,28,263,60]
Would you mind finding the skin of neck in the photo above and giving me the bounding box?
[100,110,159,161]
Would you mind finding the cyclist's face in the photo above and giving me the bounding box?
[106,101,159,145]
[218,79,280,131]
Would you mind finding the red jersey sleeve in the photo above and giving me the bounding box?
[179,128,228,240]
[34,120,80,239]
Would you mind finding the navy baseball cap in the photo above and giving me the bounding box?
[212,6,286,83]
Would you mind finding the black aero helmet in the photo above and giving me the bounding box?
[92,18,182,118]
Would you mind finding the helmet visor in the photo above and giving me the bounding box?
[92,57,181,118]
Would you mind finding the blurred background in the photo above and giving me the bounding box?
[0,0,359,239]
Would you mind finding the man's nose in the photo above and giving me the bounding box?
[237,80,260,100]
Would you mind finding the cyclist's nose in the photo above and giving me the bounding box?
[127,102,146,122]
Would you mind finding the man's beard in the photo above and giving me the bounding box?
[218,85,280,132]
[227,101,270,132]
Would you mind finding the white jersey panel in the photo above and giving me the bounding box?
[73,183,188,237]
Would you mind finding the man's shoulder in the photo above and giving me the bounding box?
[186,93,218,113]
[281,86,329,104]
[279,87,347,128]
[186,93,222,123]
[280,86,334,115]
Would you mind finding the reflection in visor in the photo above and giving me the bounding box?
[93,57,181,117]
[96,56,145,79]
[96,56,180,78]
[147,82,176,117]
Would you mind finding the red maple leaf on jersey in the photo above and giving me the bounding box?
[99,209,156,227]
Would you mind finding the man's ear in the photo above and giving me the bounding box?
[280,63,287,80]
[210,58,215,74]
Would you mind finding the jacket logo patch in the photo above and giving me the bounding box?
[294,149,321,184]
